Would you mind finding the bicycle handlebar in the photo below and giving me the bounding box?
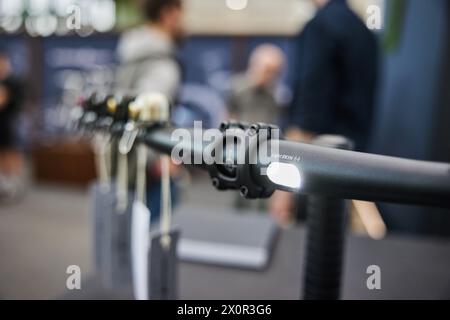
[143,126,450,208]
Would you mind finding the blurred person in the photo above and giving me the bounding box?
[0,49,26,202]
[116,0,184,99]
[227,44,287,212]
[228,44,287,124]
[269,0,379,225]
[115,0,185,221]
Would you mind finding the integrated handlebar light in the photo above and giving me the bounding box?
[118,93,171,155]
[132,93,171,124]
[266,162,302,190]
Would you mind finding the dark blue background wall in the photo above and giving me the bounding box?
[371,0,450,236]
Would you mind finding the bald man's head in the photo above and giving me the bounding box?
[248,44,286,88]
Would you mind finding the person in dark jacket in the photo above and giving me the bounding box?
[270,0,379,225]
[0,50,23,150]
[0,49,26,201]
[288,0,378,150]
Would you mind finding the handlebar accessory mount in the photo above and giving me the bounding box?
[208,121,279,200]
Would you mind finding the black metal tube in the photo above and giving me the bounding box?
[302,135,352,300]
[142,127,450,207]
[254,140,450,207]
[303,195,347,300]
[142,127,206,167]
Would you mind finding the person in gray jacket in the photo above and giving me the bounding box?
[114,0,185,221]
[116,0,184,100]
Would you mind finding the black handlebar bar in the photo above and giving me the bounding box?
[75,92,450,208]
[142,126,450,208]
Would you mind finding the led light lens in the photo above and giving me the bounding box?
[226,0,248,11]
[266,162,302,190]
